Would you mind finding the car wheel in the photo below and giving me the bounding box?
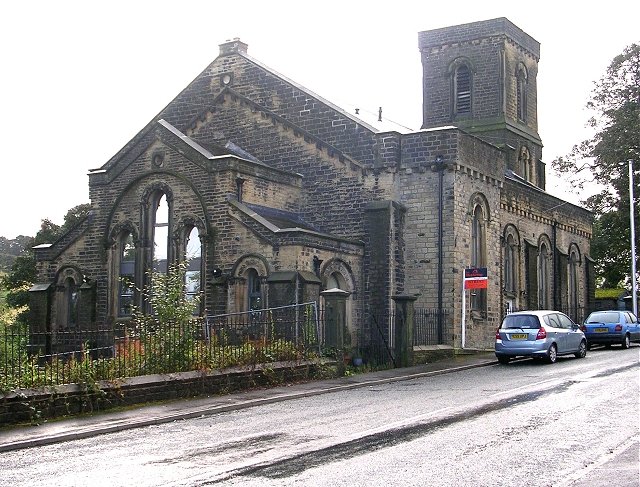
[546,343,557,364]
[497,356,510,365]
[575,340,587,358]
[621,334,630,349]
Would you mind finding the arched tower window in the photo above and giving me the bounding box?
[516,64,528,122]
[454,64,472,115]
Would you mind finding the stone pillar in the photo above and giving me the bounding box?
[321,288,351,374]
[392,294,417,367]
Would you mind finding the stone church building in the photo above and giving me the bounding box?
[30,18,594,352]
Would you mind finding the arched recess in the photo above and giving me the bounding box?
[567,243,582,318]
[108,221,140,318]
[54,266,84,331]
[502,224,521,310]
[230,254,270,313]
[518,146,533,183]
[321,258,357,343]
[537,234,553,309]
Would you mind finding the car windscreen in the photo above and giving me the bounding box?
[585,312,618,324]
[501,315,540,329]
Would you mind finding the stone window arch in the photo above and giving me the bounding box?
[538,235,552,309]
[449,57,474,117]
[516,63,528,122]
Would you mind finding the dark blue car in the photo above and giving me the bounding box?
[581,310,640,349]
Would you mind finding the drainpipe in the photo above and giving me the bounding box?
[552,220,558,310]
[436,155,445,342]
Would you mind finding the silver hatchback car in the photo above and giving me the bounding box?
[495,310,587,364]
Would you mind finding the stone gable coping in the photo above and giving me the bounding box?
[228,199,364,250]
[157,119,302,186]
[201,88,366,177]
[236,51,380,134]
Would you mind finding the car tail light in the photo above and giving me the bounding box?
[536,327,547,340]
[580,324,587,332]
[495,329,502,340]
[615,324,622,332]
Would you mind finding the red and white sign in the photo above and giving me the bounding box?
[464,267,488,290]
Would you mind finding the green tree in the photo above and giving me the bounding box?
[1,203,91,314]
[552,44,640,288]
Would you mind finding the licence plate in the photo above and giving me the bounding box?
[510,334,528,340]
[594,328,608,333]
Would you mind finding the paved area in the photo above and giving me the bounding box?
[0,353,496,452]
[1,352,638,485]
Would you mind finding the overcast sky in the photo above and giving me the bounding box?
[1,1,638,239]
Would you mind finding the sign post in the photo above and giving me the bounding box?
[461,267,488,349]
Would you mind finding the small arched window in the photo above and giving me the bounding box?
[454,64,472,115]
[247,269,262,311]
[65,277,78,328]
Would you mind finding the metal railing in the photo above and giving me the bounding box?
[1,304,319,391]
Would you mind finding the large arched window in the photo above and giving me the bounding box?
[184,226,202,308]
[153,194,169,273]
[119,232,136,317]
[538,241,551,309]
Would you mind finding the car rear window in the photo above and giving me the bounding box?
[586,312,618,323]
[501,315,540,329]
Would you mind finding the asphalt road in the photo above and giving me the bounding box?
[1,347,638,486]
